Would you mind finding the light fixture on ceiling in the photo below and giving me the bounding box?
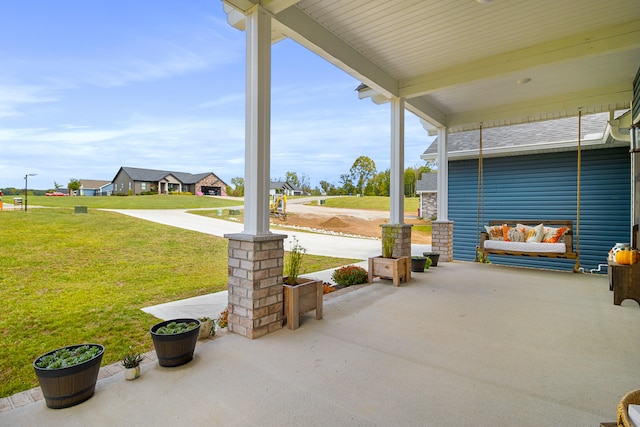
[516,77,532,85]
[476,0,493,4]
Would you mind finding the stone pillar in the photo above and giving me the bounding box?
[431,220,453,262]
[381,224,412,258]
[225,233,286,339]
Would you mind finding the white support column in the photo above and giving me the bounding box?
[436,126,448,221]
[243,6,271,235]
[390,97,405,224]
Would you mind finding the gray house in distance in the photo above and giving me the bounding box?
[112,167,228,196]
[270,181,303,196]
[416,172,437,220]
[79,180,112,196]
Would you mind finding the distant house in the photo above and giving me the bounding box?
[79,180,112,196]
[111,167,228,196]
[416,172,437,220]
[270,181,303,196]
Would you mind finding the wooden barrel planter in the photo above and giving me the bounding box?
[33,343,104,409]
[150,318,200,367]
[411,256,427,272]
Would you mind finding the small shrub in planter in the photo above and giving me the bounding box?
[332,265,369,286]
[121,347,145,380]
[33,343,104,409]
[198,316,215,339]
[155,320,199,334]
[150,318,200,367]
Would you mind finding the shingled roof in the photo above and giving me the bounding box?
[416,172,437,193]
[118,167,222,185]
[421,112,627,161]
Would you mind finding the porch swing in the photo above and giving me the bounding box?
[476,113,582,273]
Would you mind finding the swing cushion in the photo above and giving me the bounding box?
[483,240,567,253]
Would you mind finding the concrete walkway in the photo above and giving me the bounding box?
[105,208,431,259]
[2,262,638,426]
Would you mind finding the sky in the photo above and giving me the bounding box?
[0,0,434,191]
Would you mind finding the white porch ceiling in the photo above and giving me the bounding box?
[223,0,640,133]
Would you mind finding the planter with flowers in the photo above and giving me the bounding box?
[283,236,323,330]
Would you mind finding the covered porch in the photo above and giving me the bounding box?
[221,0,640,338]
[3,262,638,425]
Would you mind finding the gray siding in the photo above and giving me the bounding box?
[449,147,630,272]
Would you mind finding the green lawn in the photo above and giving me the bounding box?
[0,208,359,398]
[319,196,420,213]
[8,194,242,209]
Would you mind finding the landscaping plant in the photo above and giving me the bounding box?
[35,345,103,370]
[332,265,368,286]
[121,347,145,369]
[155,321,199,335]
[217,307,228,329]
[285,236,306,285]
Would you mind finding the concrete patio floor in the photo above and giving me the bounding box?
[1,261,638,426]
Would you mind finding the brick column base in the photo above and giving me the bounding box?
[381,224,412,258]
[431,220,453,262]
[224,233,286,339]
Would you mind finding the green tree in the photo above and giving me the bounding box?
[338,174,355,195]
[349,156,376,196]
[285,171,300,187]
[285,171,311,194]
[230,177,244,197]
[319,180,335,195]
[371,169,390,196]
[68,178,81,196]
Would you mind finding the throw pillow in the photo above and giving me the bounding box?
[507,227,525,242]
[484,225,503,241]
[542,226,569,243]
[519,223,544,243]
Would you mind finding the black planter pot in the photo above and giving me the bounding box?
[423,252,440,267]
[410,257,427,272]
[150,318,200,367]
[33,344,104,409]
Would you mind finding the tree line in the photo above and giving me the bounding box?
[226,156,434,197]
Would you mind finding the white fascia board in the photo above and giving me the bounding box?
[420,135,617,161]
[445,84,632,132]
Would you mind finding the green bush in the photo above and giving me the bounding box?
[332,265,368,286]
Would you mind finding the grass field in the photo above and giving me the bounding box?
[7,194,242,209]
[320,196,420,213]
[0,207,359,398]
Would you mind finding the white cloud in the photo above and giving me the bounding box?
[0,83,59,117]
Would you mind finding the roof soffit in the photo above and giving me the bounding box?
[223,0,640,133]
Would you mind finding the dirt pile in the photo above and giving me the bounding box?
[271,213,431,244]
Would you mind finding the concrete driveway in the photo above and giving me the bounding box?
[104,205,431,260]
